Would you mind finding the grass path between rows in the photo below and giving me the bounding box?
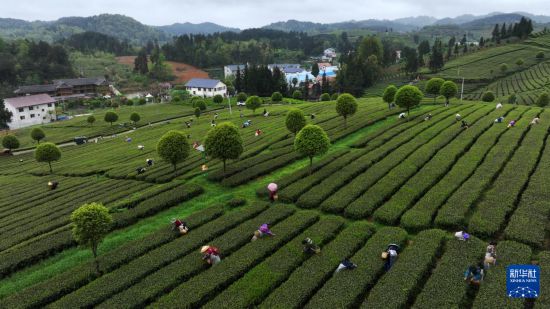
[0,105,431,299]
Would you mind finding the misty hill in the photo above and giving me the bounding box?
[157,22,240,36]
[0,14,166,45]
[264,19,418,33]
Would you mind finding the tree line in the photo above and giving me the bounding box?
[0,38,74,98]
[492,17,534,43]
[62,31,134,56]
[161,29,337,67]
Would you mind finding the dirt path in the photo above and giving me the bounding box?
[116,56,209,83]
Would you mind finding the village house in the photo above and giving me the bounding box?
[4,94,56,129]
[14,77,110,102]
[223,64,245,78]
[268,64,301,71]
[185,78,227,97]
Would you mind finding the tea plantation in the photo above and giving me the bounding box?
[1,98,549,308]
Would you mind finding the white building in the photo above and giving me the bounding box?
[185,78,227,98]
[4,94,56,129]
[223,64,245,78]
[324,48,337,58]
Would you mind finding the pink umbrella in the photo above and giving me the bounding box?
[267,183,278,192]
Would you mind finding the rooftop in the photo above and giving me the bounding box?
[53,77,108,86]
[5,94,56,109]
[186,78,223,88]
[225,64,245,70]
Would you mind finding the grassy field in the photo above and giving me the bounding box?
[1,97,549,308]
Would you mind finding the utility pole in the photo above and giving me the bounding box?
[228,95,232,114]
[460,77,465,103]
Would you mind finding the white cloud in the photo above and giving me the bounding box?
[1,0,549,28]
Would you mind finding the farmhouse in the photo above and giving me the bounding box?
[4,94,56,129]
[14,77,110,98]
[223,64,245,78]
[185,78,227,97]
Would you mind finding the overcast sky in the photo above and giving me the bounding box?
[2,0,549,28]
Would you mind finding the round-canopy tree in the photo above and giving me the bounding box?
[35,142,61,173]
[336,93,358,128]
[500,63,508,73]
[157,130,190,172]
[213,94,224,104]
[194,107,201,121]
[271,92,283,102]
[425,78,444,103]
[236,92,247,103]
[285,108,307,135]
[294,124,330,173]
[130,112,140,125]
[193,99,207,111]
[382,85,397,109]
[395,85,424,117]
[246,96,262,114]
[205,122,243,174]
[482,91,496,102]
[71,203,113,274]
[516,58,524,67]
[536,92,549,107]
[31,128,45,144]
[293,90,302,100]
[2,134,20,151]
[104,111,119,126]
[87,115,96,127]
[508,93,517,104]
[440,81,458,106]
[330,93,338,100]
[320,93,331,101]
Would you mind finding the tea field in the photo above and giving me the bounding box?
[1,98,549,308]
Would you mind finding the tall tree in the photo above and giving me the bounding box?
[401,47,419,73]
[425,78,445,103]
[429,39,445,72]
[31,128,46,144]
[492,24,500,42]
[235,66,242,93]
[417,40,430,66]
[311,63,320,78]
[134,48,149,74]
[447,37,456,59]
[285,108,307,135]
[440,80,458,106]
[382,85,398,109]
[71,203,113,275]
[0,99,13,129]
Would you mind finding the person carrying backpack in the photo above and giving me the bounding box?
[201,245,221,265]
[251,223,275,241]
[384,244,399,271]
[171,218,189,235]
[464,264,484,285]
[303,238,321,254]
[334,258,358,274]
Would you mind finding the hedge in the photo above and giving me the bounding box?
[362,229,447,308]
[259,222,375,309]
[255,149,350,199]
[49,205,292,308]
[412,236,486,308]
[434,109,541,229]
[221,151,302,187]
[351,105,444,148]
[400,108,523,231]
[94,205,296,308]
[339,105,484,217]
[277,149,365,202]
[304,227,408,308]
[0,182,186,278]
[207,147,294,182]
[202,216,346,308]
[535,251,550,307]
[150,211,320,308]
[468,112,549,237]
[472,241,532,309]
[0,204,228,308]
[297,106,472,209]
[505,124,550,247]
[370,106,507,224]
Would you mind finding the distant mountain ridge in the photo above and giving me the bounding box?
[157,22,240,36]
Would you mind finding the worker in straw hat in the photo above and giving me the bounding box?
[201,245,221,265]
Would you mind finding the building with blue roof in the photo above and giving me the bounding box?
[185,78,227,97]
